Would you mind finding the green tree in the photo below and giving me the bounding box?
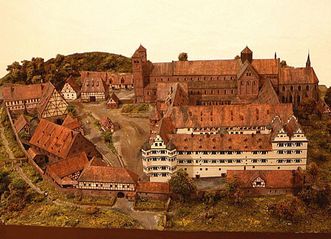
[169,169,196,202]
[178,52,188,61]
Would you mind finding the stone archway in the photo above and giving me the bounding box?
[117,192,125,198]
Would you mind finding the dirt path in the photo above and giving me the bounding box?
[14,166,45,194]
[0,125,15,160]
[76,102,150,176]
[113,198,162,230]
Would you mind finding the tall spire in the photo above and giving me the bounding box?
[306,51,311,68]
[274,52,277,59]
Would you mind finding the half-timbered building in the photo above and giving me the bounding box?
[29,119,101,166]
[81,77,108,102]
[61,76,81,101]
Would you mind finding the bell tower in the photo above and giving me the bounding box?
[240,46,253,63]
[132,45,147,103]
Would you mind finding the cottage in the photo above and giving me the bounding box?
[106,93,120,109]
[61,76,81,101]
[77,165,139,197]
[100,117,115,132]
[81,76,108,102]
[29,119,101,166]
[2,82,68,120]
[37,83,69,120]
[226,170,303,195]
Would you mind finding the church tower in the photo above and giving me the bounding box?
[241,46,253,63]
[132,45,147,103]
[306,52,311,68]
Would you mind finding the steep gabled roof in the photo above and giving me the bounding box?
[29,119,79,159]
[241,46,252,54]
[37,82,56,115]
[14,114,29,133]
[108,92,120,103]
[279,67,318,84]
[237,61,260,79]
[81,77,107,93]
[255,79,280,104]
[78,165,139,184]
[65,76,81,93]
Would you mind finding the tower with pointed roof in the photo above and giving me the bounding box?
[240,46,253,63]
[306,52,311,68]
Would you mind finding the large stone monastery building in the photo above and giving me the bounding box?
[143,102,308,183]
[132,45,319,107]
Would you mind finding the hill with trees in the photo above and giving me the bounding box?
[0,52,132,89]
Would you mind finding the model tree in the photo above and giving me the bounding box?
[169,169,196,201]
[325,87,331,107]
[178,52,188,61]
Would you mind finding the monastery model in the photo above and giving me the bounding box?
[0,44,327,198]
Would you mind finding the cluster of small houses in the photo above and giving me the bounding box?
[61,72,130,107]
[0,71,170,201]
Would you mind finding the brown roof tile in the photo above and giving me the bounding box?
[47,152,89,178]
[2,82,51,101]
[137,182,170,194]
[227,170,295,188]
[78,166,139,184]
[62,115,82,130]
[29,119,78,159]
[169,133,272,152]
[14,114,29,133]
[279,67,318,84]
[168,104,294,129]
[150,58,278,76]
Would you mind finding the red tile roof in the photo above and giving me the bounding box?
[255,79,280,104]
[29,119,79,159]
[81,77,107,93]
[279,67,318,84]
[227,170,295,188]
[14,114,29,133]
[65,76,81,93]
[168,103,294,128]
[62,115,82,130]
[78,166,139,184]
[2,82,51,101]
[169,133,272,152]
[150,58,278,77]
[47,152,89,178]
[137,182,170,194]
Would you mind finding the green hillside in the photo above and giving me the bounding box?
[0,52,132,89]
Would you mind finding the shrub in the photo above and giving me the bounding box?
[268,195,306,223]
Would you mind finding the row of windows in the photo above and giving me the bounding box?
[277,142,303,147]
[280,85,316,92]
[277,159,302,163]
[145,166,177,171]
[82,183,132,188]
[277,150,302,154]
[151,173,170,177]
[190,89,236,95]
[151,75,236,82]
